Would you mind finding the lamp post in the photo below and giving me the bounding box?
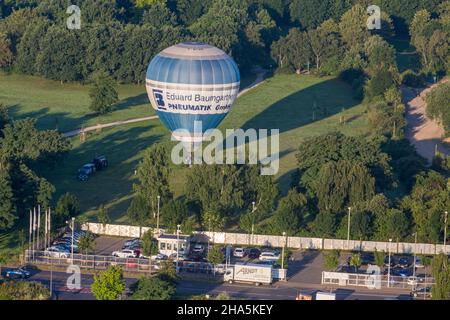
[444,211,448,250]
[347,207,352,248]
[251,201,256,244]
[281,232,286,270]
[413,232,417,279]
[66,217,75,264]
[176,224,181,273]
[387,238,392,288]
[156,195,161,234]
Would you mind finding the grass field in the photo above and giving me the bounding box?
[0,73,369,252]
[0,72,257,133]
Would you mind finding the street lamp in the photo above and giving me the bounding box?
[251,201,256,244]
[387,238,392,288]
[66,217,75,264]
[444,211,448,250]
[176,224,181,273]
[413,232,417,279]
[347,207,352,248]
[156,195,161,233]
[281,232,286,270]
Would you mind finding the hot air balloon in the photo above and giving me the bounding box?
[145,42,240,143]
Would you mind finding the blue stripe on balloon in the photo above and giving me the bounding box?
[147,56,240,85]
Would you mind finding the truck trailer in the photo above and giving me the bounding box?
[224,264,273,286]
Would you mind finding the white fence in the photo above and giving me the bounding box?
[82,223,450,255]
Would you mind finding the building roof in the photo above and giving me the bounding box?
[157,234,190,241]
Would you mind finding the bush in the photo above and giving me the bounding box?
[323,250,340,271]
[0,281,50,300]
[131,276,175,300]
[401,70,425,88]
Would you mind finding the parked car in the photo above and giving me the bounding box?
[259,251,280,262]
[93,155,108,170]
[233,248,246,258]
[411,287,432,299]
[112,249,137,258]
[384,256,396,267]
[398,257,412,268]
[123,238,141,248]
[393,268,412,278]
[77,163,96,181]
[4,267,31,279]
[407,276,426,286]
[361,253,375,265]
[44,247,70,258]
[414,257,425,268]
[247,248,261,259]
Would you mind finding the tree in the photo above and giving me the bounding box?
[134,143,172,221]
[131,276,175,300]
[0,167,16,230]
[323,250,340,271]
[55,193,80,227]
[91,265,126,300]
[141,230,158,257]
[349,253,361,273]
[313,212,335,237]
[157,260,179,284]
[127,195,150,228]
[89,71,119,115]
[0,33,13,68]
[314,160,376,214]
[207,245,225,265]
[403,171,449,243]
[78,234,95,255]
[339,4,370,51]
[272,189,308,235]
[97,204,110,226]
[374,250,385,268]
[426,82,450,137]
[431,254,450,300]
[161,199,189,232]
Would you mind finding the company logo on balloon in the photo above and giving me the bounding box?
[152,89,166,110]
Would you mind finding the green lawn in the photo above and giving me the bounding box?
[1,73,369,252]
[0,71,257,133]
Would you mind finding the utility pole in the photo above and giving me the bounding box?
[444,211,448,251]
[28,210,32,258]
[413,232,417,279]
[251,201,256,245]
[347,207,352,249]
[176,225,181,273]
[281,232,286,270]
[387,238,392,288]
[156,195,161,234]
[37,205,41,251]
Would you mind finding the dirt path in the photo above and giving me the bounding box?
[64,68,268,138]
[403,79,450,164]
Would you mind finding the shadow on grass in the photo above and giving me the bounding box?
[241,78,361,135]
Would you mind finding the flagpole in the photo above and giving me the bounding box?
[48,208,52,247]
[37,205,41,251]
[29,210,32,260]
[33,207,36,260]
[44,209,47,249]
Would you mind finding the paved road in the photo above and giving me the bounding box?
[20,269,412,300]
[63,68,268,138]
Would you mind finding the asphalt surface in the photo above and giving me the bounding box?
[18,269,413,300]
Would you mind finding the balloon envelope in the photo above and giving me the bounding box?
[146,42,240,142]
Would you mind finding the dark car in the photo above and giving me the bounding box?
[398,257,411,268]
[4,267,31,279]
[411,287,432,299]
[392,267,412,278]
[247,248,261,259]
[361,253,375,265]
[384,256,396,267]
[93,155,108,171]
[77,163,96,181]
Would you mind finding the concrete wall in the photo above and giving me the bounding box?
[82,222,450,255]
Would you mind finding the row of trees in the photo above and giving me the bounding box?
[0,104,70,231]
